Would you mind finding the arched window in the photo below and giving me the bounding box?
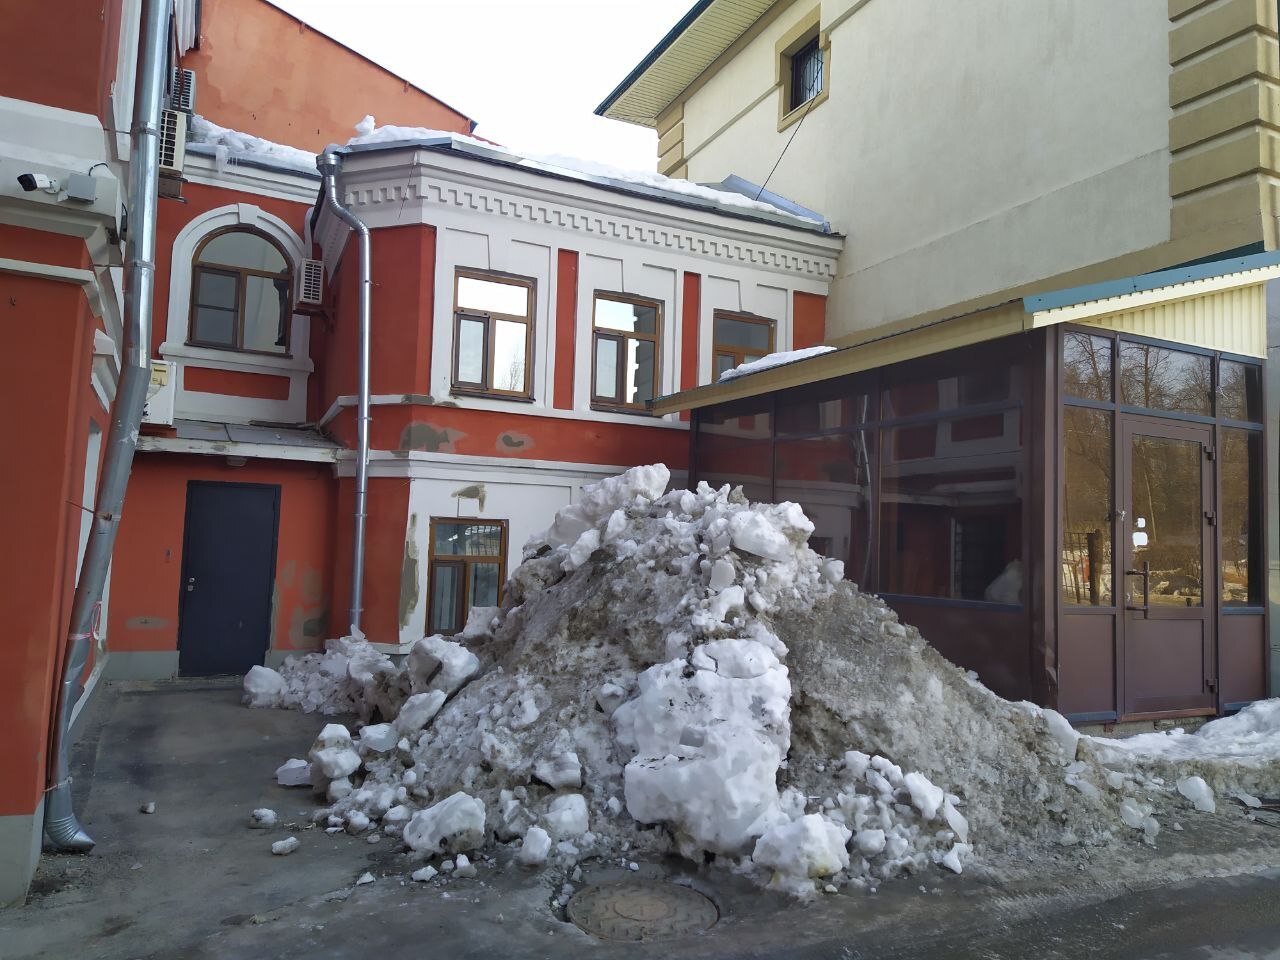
[188,227,293,355]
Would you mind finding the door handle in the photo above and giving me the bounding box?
[186,577,196,593]
[1124,561,1150,615]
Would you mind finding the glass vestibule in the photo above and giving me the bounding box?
[691,336,1037,700]
[1057,328,1266,720]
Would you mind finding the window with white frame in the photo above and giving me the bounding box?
[591,293,661,410]
[188,228,293,355]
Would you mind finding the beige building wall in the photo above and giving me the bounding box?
[673,0,1177,339]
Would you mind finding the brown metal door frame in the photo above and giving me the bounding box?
[1117,413,1217,719]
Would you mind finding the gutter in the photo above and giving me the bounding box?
[44,0,169,851]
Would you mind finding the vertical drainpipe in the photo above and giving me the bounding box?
[44,0,169,850]
[317,151,372,633]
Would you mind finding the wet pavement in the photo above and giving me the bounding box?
[3,680,1279,960]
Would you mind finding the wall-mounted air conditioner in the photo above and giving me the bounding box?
[296,259,325,307]
[158,109,187,177]
[142,360,175,426]
[171,68,197,113]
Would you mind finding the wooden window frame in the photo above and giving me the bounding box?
[451,268,536,400]
[712,310,776,379]
[591,291,662,412]
[426,517,508,636]
[187,226,294,357]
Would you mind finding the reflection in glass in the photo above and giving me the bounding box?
[1220,429,1262,605]
[882,367,1019,419]
[241,276,290,352]
[594,337,619,400]
[492,319,527,392]
[192,270,238,347]
[456,317,485,384]
[1062,408,1112,605]
[595,297,657,334]
[714,315,772,351]
[879,414,1023,602]
[200,230,287,272]
[776,375,868,435]
[433,522,504,556]
[1063,332,1112,402]
[699,397,772,439]
[624,338,656,404]
[193,306,236,346]
[1119,342,1211,416]
[457,275,528,316]
[429,562,460,634]
[469,562,501,608]
[1129,434,1202,606]
[1219,360,1262,422]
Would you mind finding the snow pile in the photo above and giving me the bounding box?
[247,464,1278,897]
[1084,701,1280,798]
[188,116,318,175]
[718,345,837,382]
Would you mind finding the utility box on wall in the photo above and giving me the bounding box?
[142,360,175,426]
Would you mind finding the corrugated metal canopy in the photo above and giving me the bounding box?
[596,0,778,127]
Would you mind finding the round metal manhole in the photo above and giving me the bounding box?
[566,880,718,941]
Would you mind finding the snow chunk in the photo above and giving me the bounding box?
[544,794,589,838]
[396,691,446,736]
[533,464,670,552]
[271,836,299,856]
[1177,776,1216,813]
[358,722,398,754]
[752,814,851,879]
[243,665,284,707]
[275,758,311,787]
[189,115,318,174]
[902,772,945,821]
[248,808,278,829]
[403,792,486,854]
[517,826,552,867]
[533,751,582,790]
[411,865,438,882]
[309,724,361,781]
[407,636,479,699]
[718,346,836,382]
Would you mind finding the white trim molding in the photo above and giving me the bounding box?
[159,203,314,424]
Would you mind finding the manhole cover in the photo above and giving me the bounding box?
[566,880,718,941]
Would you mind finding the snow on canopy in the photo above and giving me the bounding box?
[245,464,1280,898]
[717,345,837,382]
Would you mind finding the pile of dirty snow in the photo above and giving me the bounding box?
[245,464,1279,897]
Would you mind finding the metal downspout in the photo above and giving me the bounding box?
[317,152,372,633]
[44,0,169,850]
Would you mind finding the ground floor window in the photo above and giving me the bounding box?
[428,519,507,635]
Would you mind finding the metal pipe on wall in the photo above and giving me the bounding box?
[317,151,372,633]
[44,0,170,850]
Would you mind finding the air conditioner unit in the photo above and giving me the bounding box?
[158,109,187,176]
[142,360,176,426]
[170,68,197,113]
[296,258,325,306]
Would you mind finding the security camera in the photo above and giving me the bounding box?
[17,173,59,193]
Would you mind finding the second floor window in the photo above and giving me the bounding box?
[713,312,775,380]
[452,270,534,397]
[189,228,292,355]
[788,36,824,112]
[592,293,661,410]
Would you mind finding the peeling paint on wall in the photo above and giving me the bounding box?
[496,431,534,453]
[399,421,465,453]
[400,513,420,629]
[451,483,486,512]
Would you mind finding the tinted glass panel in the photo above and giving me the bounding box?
[774,433,874,587]
[1063,332,1112,402]
[469,562,501,609]
[695,434,773,503]
[457,275,528,316]
[595,297,657,334]
[1221,428,1262,605]
[879,414,1023,602]
[776,376,869,435]
[1129,434,1202,607]
[433,522,503,557]
[199,231,287,273]
[1118,342,1212,416]
[492,319,528,392]
[1219,360,1262,422]
[195,269,237,308]
[192,306,236,346]
[699,396,773,439]
[241,275,289,353]
[429,562,461,634]
[456,317,485,384]
[1062,407,1113,606]
[594,336,619,400]
[714,316,773,351]
[624,338,656,404]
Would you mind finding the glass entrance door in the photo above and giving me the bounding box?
[1119,416,1215,716]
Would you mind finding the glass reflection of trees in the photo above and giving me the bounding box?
[1129,435,1202,606]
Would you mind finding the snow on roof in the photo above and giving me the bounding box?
[344,116,828,231]
[187,114,829,231]
[717,345,837,382]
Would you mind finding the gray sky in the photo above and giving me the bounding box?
[269,0,692,171]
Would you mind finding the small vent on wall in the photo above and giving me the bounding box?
[171,68,197,112]
[159,109,187,175]
[297,259,325,306]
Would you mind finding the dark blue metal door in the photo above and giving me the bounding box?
[178,481,279,676]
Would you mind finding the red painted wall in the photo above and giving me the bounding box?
[793,291,826,349]
[0,227,101,817]
[553,250,579,409]
[108,455,337,657]
[0,0,122,119]
[182,0,473,150]
[329,476,410,644]
[184,366,291,400]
